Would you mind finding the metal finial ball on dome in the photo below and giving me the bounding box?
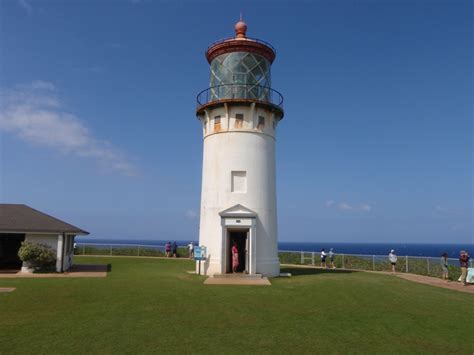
[235,20,247,38]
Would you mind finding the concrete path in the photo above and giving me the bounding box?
[281,264,474,294]
[204,277,271,285]
[0,264,108,278]
[0,288,15,292]
[393,272,474,294]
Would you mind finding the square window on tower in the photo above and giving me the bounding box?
[214,115,221,132]
[258,116,265,130]
[231,171,247,193]
[235,114,244,128]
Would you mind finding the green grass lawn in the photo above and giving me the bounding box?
[1,257,473,354]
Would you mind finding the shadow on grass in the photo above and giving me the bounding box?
[107,264,112,272]
[280,267,359,276]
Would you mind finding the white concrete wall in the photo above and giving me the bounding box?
[22,234,58,272]
[63,235,75,271]
[198,103,281,277]
[22,234,74,272]
[24,234,58,250]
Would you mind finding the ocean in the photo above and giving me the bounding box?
[75,238,472,258]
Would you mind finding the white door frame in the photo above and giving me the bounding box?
[220,217,257,275]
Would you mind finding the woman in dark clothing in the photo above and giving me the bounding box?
[172,241,178,258]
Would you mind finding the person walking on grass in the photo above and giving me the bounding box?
[188,241,194,259]
[459,250,470,286]
[440,252,449,281]
[321,248,327,268]
[388,249,397,273]
[328,248,336,269]
[172,241,178,258]
[165,241,171,258]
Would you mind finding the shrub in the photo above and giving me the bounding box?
[18,241,56,271]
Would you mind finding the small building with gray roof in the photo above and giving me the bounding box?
[0,204,89,272]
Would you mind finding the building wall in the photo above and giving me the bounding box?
[22,234,75,272]
[198,104,280,276]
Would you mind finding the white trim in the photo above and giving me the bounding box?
[0,231,84,236]
[219,204,257,218]
[220,215,257,275]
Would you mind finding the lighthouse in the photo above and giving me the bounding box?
[196,20,284,277]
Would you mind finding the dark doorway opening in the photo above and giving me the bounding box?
[227,230,248,273]
[0,234,25,270]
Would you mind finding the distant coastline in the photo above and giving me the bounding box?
[75,238,472,258]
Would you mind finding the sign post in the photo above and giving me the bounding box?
[194,246,207,275]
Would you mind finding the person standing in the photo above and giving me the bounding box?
[440,252,449,281]
[320,249,327,268]
[231,242,239,273]
[328,248,336,269]
[172,241,178,258]
[459,250,470,286]
[188,241,194,259]
[388,250,397,273]
[165,241,171,258]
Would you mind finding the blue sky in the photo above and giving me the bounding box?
[0,0,472,244]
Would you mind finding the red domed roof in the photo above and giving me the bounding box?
[205,21,276,64]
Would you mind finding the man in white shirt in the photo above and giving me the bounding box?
[388,249,397,273]
[321,249,327,268]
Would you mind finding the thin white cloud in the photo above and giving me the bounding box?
[29,80,56,90]
[450,224,465,232]
[186,209,198,219]
[18,0,32,14]
[435,205,462,215]
[325,200,335,207]
[338,202,353,211]
[107,43,122,49]
[0,82,138,176]
[325,200,372,213]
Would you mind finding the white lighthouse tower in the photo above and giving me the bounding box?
[196,20,284,277]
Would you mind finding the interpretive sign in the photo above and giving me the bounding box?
[194,246,207,261]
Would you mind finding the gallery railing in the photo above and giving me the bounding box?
[196,84,284,109]
[75,243,472,280]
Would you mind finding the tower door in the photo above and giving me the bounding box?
[227,230,248,273]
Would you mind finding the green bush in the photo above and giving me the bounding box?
[18,241,56,271]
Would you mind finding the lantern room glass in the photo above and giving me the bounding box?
[209,52,272,102]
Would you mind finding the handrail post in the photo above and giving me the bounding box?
[138,246,140,257]
[405,255,408,273]
[342,254,345,269]
[372,255,375,271]
[427,258,430,275]
[311,252,315,266]
[300,251,304,264]
[110,245,113,256]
